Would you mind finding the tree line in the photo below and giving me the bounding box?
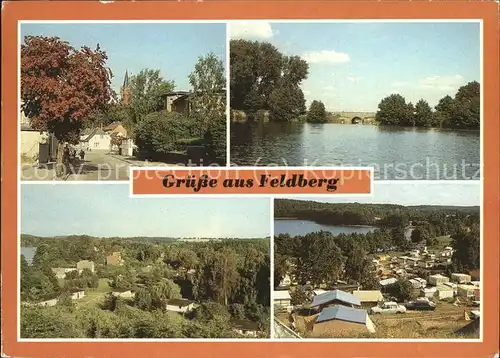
[21,36,226,175]
[375,81,480,129]
[20,237,270,338]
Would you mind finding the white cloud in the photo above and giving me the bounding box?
[229,21,274,40]
[347,75,362,83]
[418,75,465,92]
[392,81,408,87]
[302,50,350,64]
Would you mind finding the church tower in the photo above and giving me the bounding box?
[120,70,131,105]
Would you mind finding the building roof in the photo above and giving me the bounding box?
[352,290,384,302]
[231,319,260,331]
[311,289,360,308]
[167,298,194,307]
[274,290,291,300]
[316,305,367,325]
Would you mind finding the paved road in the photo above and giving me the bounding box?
[67,150,130,181]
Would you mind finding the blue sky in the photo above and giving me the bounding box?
[21,22,227,93]
[21,184,270,238]
[230,21,480,112]
[289,182,481,206]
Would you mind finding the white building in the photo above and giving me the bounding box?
[409,278,427,289]
[232,319,260,337]
[409,249,420,258]
[443,282,458,295]
[436,285,454,300]
[36,298,58,307]
[420,287,437,299]
[51,267,78,279]
[76,260,95,273]
[112,289,134,298]
[440,247,454,257]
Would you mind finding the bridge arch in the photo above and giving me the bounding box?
[351,116,362,124]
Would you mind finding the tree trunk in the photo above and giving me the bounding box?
[55,141,65,177]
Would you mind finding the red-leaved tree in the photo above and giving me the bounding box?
[21,36,113,176]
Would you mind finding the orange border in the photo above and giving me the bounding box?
[2,1,499,357]
[131,168,372,194]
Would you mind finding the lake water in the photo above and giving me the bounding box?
[230,122,480,180]
[274,219,376,237]
[21,246,36,264]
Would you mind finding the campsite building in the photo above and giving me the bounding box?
[313,306,376,335]
[428,274,450,286]
[278,274,292,288]
[232,319,261,337]
[352,290,384,308]
[274,290,292,309]
[420,287,437,299]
